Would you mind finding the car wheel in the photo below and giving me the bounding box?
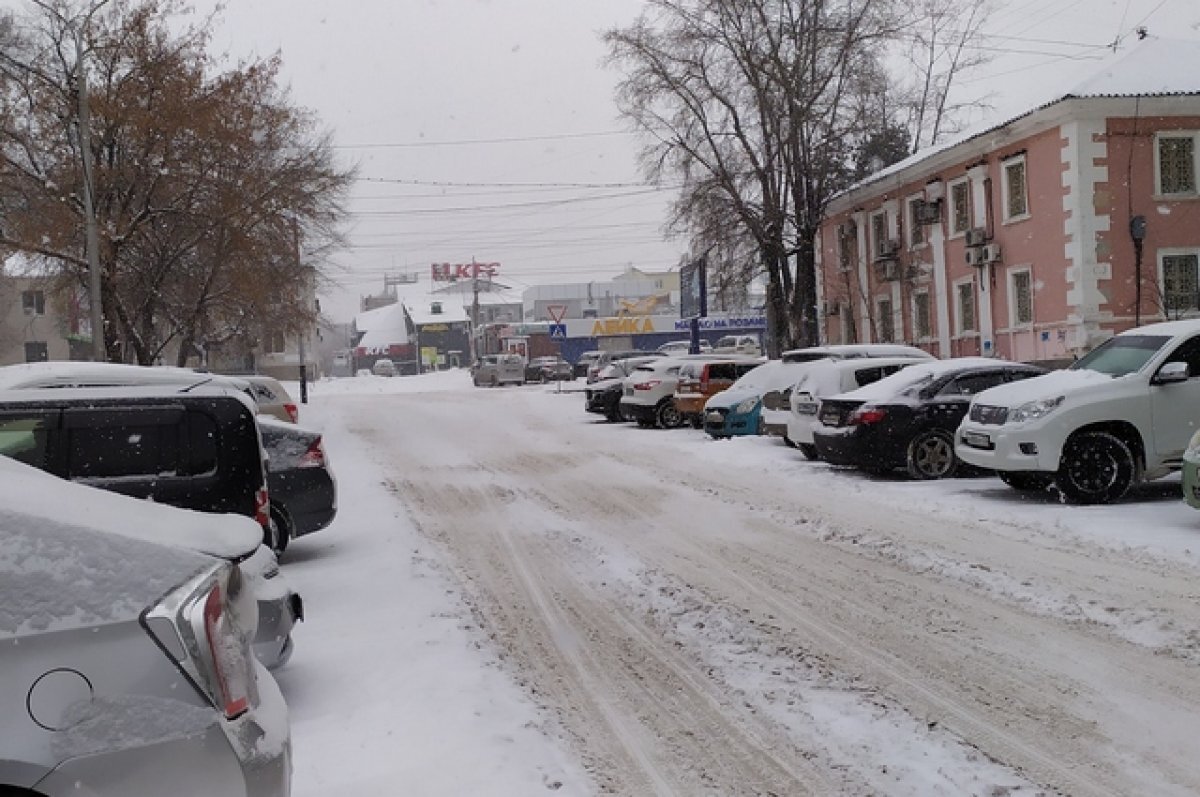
[655,400,684,429]
[490,375,499,387]
[265,508,290,555]
[998,470,1055,492]
[782,435,798,449]
[905,429,958,480]
[798,443,819,461]
[1056,430,1135,504]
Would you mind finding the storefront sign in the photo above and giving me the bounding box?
[673,316,766,331]
[591,317,655,336]
[430,262,500,282]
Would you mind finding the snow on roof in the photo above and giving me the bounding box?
[838,36,1200,201]
[407,296,469,325]
[836,357,1002,402]
[356,303,410,352]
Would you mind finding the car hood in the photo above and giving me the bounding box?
[705,386,760,410]
[971,368,1118,408]
[0,457,262,560]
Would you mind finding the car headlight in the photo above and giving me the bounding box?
[736,397,759,414]
[1185,429,1200,459]
[1009,396,1064,423]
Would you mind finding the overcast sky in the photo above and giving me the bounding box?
[190,1,1200,322]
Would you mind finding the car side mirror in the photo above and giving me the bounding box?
[1154,361,1190,385]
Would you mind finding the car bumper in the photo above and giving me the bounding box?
[673,394,706,417]
[585,390,620,414]
[1182,453,1200,509]
[812,426,903,470]
[270,468,337,539]
[253,579,303,670]
[955,420,1060,472]
[703,407,759,437]
[619,400,657,424]
[786,412,818,445]
[33,667,291,797]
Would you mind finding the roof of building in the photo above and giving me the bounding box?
[841,36,1200,200]
[355,303,409,352]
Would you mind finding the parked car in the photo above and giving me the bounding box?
[244,374,299,423]
[1183,429,1200,510]
[584,356,661,422]
[780,343,935,363]
[786,357,928,459]
[814,358,1046,479]
[711,334,762,357]
[619,357,692,428]
[371,358,397,377]
[657,339,713,355]
[957,319,1200,503]
[672,356,764,428]
[586,349,661,383]
[525,355,574,383]
[701,360,817,440]
[0,385,303,669]
[0,456,292,797]
[575,350,603,379]
[472,353,526,386]
[260,416,337,551]
[0,362,331,554]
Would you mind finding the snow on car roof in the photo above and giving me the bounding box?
[0,361,251,391]
[794,356,930,396]
[0,454,259,559]
[731,360,817,392]
[833,357,1003,402]
[781,343,934,363]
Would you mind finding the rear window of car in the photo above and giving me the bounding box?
[0,412,54,469]
[706,363,740,381]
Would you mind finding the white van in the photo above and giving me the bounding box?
[712,334,761,357]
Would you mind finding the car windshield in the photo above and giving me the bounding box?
[1070,335,1170,376]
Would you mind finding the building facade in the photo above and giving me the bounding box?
[818,39,1200,367]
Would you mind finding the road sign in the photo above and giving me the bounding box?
[548,324,567,339]
[546,304,568,324]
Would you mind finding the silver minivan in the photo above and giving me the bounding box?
[0,456,291,796]
[472,353,526,386]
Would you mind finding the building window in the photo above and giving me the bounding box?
[877,297,894,342]
[837,222,857,272]
[1157,133,1197,196]
[906,196,925,247]
[870,210,889,259]
[949,178,970,236]
[1162,252,1200,314]
[956,282,976,333]
[1002,155,1028,220]
[912,291,931,340]
[266,331,286,354]
[24,341,48,362]
[21,290,45,316]
[1010,269,1034,326]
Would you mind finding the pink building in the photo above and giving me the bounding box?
[818,38,1200,366]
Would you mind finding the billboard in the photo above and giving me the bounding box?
[431,262,500,282]
[680,257,707,320]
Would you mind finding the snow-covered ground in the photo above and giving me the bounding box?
[275,370,1200,795]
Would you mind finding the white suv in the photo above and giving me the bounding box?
[956,319,1200,503]
[618,357,690,428]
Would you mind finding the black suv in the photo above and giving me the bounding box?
[0,386,271,539]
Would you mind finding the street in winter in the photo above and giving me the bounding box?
[279,373,1200,796]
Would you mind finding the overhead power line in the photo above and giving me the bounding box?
[354,176,669,189]
[333,130,633,149]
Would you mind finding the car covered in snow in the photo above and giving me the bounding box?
[584,356,661,422]
[814,358,1045,479]
[780,343,935,364]
[957,319,1200,503]
[0,456,291,797]
[700,360,816,440]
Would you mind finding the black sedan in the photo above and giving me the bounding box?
[260,417,337,552]
[812,358,1046,479]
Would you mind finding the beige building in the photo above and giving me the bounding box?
[0,275,87,365]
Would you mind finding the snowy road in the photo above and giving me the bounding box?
[281,373,1200,796]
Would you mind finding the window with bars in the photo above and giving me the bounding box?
[877,297,894,342]
[1011,270,1033,326]
[1003,157,1028,219]
[950,180,970,235]
[957,283,976,333]
[1158,134,1197,195]
[913,292,931,339]
[907,197,925,247]
[1163,253,1199,313]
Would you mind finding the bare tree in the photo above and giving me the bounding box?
[0,0,352,363]
[608,0,904,352]
[901,0,994,152]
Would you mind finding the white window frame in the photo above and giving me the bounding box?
[1154,131,1199,197]
[954,278,977,335]
[905,194,927,249]
[911,289,932,342]
[1158,247,1200,317]
[1000,154,1030,223]
[876,296,895,343]
[948,177,971,237]
[1008,267,1034,328]
[870,209,890,259]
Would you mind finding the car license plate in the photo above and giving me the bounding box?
[820,408,840,426]
[796,401,817,415]
[963,431,991,448]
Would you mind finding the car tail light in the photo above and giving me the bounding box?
[254,486,270,528]
[849,407,887,425]
[284,403,299,423]
[298,436,326,468]
[203,583,253,718]
[699,368,710,392]
[633,379,661,391]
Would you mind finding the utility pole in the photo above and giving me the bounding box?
[292,217,308,403]
[76,8,106,362]
[471,257,480,364]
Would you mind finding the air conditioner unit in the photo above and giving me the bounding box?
[877,260,901,281]
[875,238,901,260]
[965,247,986,267]
[915,200,942,225]
[965,228,988,247]
[982,243,1002,263]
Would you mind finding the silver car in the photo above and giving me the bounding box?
[0,457,291,796]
